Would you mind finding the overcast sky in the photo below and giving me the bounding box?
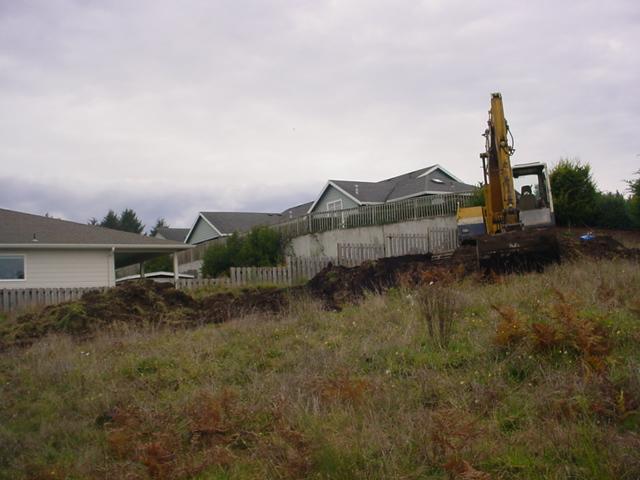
[1,0,638,230]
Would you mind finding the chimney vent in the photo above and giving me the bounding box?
[355,184,359,195]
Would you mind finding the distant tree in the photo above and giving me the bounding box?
[88,217,99,226]
[550,159,598,227]
[149,218,169,237]
[594,192,632,229]
[118,208,145,234]
[627,170,640,228]
[626,169,640,197]
[100,210,121,230]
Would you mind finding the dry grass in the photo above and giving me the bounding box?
[0,257,639,479]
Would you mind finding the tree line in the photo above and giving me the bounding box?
[550,160,639,229]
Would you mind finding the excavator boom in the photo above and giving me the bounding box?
[482,93,520,234]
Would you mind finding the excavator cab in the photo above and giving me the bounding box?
[512,162,555,228]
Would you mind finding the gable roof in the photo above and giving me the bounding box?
[200,212,283,234]
[155,227,190,243]
[0,208,188,249]
[281,202,314,220]
[185,211,285,243]
[307,164,475,213]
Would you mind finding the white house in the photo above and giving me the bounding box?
[0,208,192,289]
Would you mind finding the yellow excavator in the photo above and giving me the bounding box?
[457,93,558,267]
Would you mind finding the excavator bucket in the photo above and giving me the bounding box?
[473,228,560,273]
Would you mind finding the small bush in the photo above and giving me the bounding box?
[417,285,458,347]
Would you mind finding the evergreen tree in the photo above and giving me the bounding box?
[100,210,121,229]
[119,208,145,234]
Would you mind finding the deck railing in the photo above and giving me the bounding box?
[272,193,471,239]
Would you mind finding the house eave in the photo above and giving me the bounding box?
[387,190,474,203]
[0,243,193,251]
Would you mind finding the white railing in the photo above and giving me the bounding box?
[272,193,471,238]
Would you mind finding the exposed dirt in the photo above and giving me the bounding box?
[307,254,462,310]
[1,282,294,349]
[2,230,638,348]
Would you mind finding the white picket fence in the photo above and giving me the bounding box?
[337,229,459,265]
[386,229,458,257]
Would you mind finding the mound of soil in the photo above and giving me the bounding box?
[307,254,462,310]
[558,233,640,260]
[1,282,294,349]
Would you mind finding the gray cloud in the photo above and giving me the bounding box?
[0,0,638,223]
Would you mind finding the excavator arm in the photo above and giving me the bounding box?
[481,93,521,234]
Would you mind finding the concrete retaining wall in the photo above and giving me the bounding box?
[287,216,457,258]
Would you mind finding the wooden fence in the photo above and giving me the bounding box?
[337,243,385,265]
[337,229,459,266]
[386,229,458,257]
[176,257,335,289]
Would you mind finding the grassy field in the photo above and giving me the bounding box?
[0,258,639,479]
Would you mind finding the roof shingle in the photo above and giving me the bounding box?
[0,208,185,247]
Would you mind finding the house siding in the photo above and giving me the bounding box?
[312,185,359,213]
[0,249,114,289]
[188,219,219,244]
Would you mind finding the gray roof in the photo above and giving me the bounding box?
[0,208,187,248]
[326,165,475,206]
[281,202,314,220]
[200,211,283,235]
[155,227,190,242]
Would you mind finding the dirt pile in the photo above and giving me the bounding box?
[1,282,293,348]
[307,254,461,310]
[558,233,640,260]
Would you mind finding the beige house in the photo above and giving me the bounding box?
[0,208,192,289]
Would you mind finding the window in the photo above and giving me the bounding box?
[326,199,343,211]
[0,255,25,280]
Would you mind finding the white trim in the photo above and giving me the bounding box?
[0,243,192,251]
[417,164,464,183]
[326,198,343,211]
[0,254,26,282]
[117,271,195,282]
[387,190,474,203]
[307,181,364,213]
[184,212,225,244]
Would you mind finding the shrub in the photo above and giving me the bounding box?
[594,192,633,229]
[201,227,283,277]
[550,158,598,227]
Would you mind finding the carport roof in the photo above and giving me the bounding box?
[0,208,190,251]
